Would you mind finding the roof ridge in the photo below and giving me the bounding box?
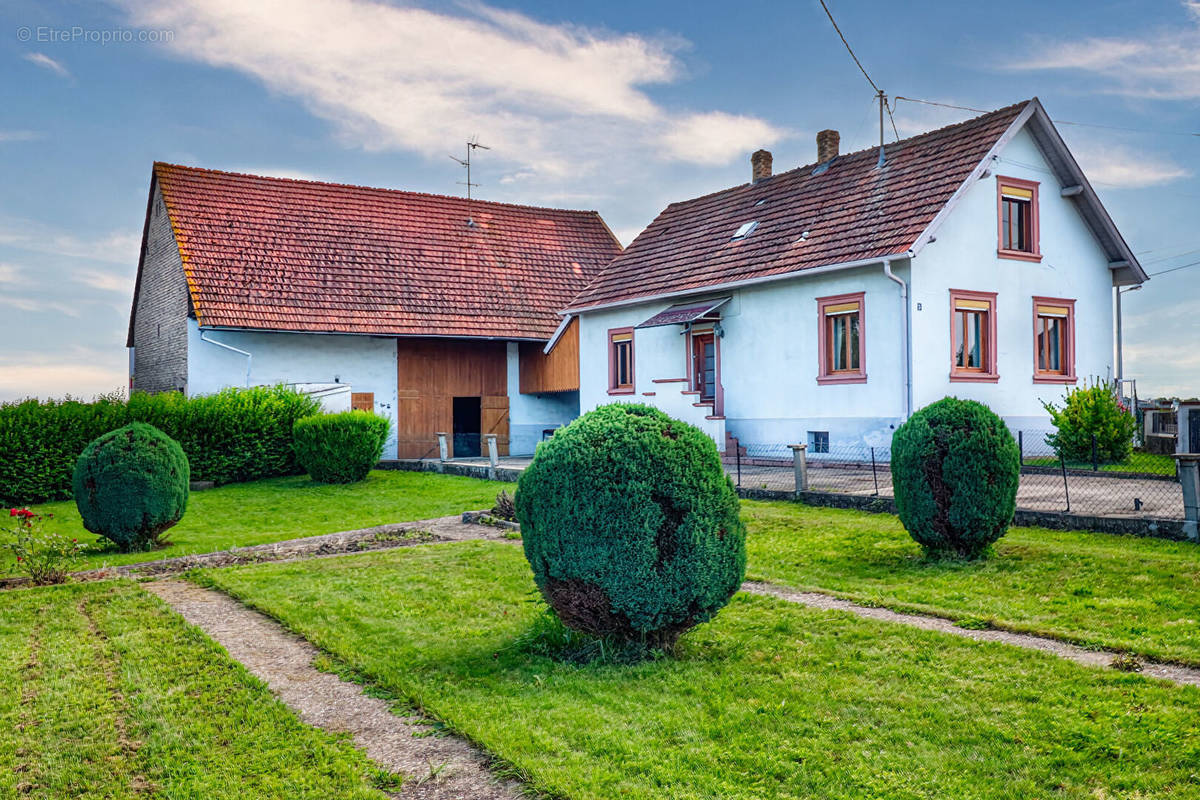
[652,99,1033,212]
[152,161,606,218]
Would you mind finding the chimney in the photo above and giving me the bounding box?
[817,129,840,163]
[751,149,773,183]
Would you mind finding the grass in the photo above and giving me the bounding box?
[0,580,397,799]
[743,500,1200,665]
[202,541,1200,800]
[9,470,506,572]
[1022,451,1178,476]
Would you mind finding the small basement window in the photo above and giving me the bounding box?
[808,431,829,454]
[731,221,758,240]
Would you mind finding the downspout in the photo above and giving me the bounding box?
[883,257,912,419]
[199,330,252,387]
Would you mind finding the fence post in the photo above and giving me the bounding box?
[1018,431,1024,466]
[736,445,742,488]
[485,434,499,480]
[870,447,879,496]
[436,432,448,462]
[1060,454,1071,514]
[788,444,809,498]
[1091,434,1099,472]
[1175,454,1200,542]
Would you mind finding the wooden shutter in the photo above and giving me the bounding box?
[351,392,374,412]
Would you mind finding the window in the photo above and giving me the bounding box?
[997,177,1041,261]
[817,292,866,384]
[732,221,758,240]
[949,290,998,382]
[808,431,829,454]
[1032,297,1077,383]
[608,328,634,394]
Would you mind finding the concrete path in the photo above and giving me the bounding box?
[743,581,1200,687]
[144,579,523,800]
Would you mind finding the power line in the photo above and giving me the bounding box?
[819,0,879,93]
[895,96,1200,138]
[1148,259,1200,277]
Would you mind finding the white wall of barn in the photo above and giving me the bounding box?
[506,342,579,455]
[909,125,1116,434]
[185,321,401,459]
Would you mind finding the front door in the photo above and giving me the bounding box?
[692,333,717,403]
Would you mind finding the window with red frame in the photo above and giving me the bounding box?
[997,177,1040,261]
[817,293,866,384]
[608,329,634,393]
[950,291,998,381]
[1033,298,1076,382]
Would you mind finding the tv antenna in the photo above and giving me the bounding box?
[449,137,490,200]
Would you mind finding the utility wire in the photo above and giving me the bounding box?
[819,0,879,93]
[819,0,899,141]
[1148,259,1200,277]
[895,96,1200,138]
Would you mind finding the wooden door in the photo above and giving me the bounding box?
[482,395,510,456]
[691,333,716,402]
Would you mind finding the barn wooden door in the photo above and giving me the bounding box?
[482,395,510,456]
[351,392,374,412]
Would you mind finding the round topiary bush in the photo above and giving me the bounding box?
[293,411,390,484]
[72,422,190,552]
[515,403,746,650]
[891,397,1020,559]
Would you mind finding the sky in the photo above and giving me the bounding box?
[1,0,1198,402]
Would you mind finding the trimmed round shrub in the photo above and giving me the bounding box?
[891,398,1020,559]
[72,422,190,551]
[515,403,746,650]
[293,411,390,484]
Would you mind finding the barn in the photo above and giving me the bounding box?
[126,163,620,458]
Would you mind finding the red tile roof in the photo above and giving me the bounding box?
[149,163,622,339]
[567,101,1030,311]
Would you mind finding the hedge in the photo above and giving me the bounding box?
[0,386,320,505]
[293,411,391,484]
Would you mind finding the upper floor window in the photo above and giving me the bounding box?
[950,289,998,382]
[817,292,866,384]
[1032,297,1077,384]
[608,328,634,394]
[997,176,1041,262]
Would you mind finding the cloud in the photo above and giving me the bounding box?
[1004,1,1200,99]
[0,360,126,403]
[1068,141,1190,189]
[0,130,39,143]
[0,263,21,284]
[76,268,134,293]
[0,295,81,317]
[0,221,139,264]
[23,52,71,79]
[117,0,783,178]
[229,166,325,182]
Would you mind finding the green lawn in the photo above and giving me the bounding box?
[743,500,1200,665]
[0,580,396,799]
[12,470,506,572]
[202,541,1200,800]
[1023,452,1178,476]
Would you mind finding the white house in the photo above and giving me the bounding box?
[562,99,1148,455]
[127,163,621,459]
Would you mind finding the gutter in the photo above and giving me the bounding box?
[199,330,252,387]
[563,253,905,316]
[882,256,913,419]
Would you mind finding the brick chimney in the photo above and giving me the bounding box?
[751,149,773,183]
[817,129,840,163]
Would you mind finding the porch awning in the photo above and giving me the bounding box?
[635,297,730,329]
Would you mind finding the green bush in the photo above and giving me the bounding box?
[292,411,391,484]
[891,398,1020,559]
[515,403,745,651]
[0,386,320,505]
[1042,379,1138,462]
[72,423,190,551]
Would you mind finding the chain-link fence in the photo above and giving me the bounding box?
[726,433,1185,521]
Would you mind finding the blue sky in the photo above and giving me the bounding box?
[2,0,1198,401]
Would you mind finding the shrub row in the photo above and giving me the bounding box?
[0,386,320,504]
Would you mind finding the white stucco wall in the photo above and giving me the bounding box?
[909,126,1115,434]
[186,321,401,459]
[578,262,908,453]
[506,342,579,456]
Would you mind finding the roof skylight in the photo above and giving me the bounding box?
[732,221,758,241]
